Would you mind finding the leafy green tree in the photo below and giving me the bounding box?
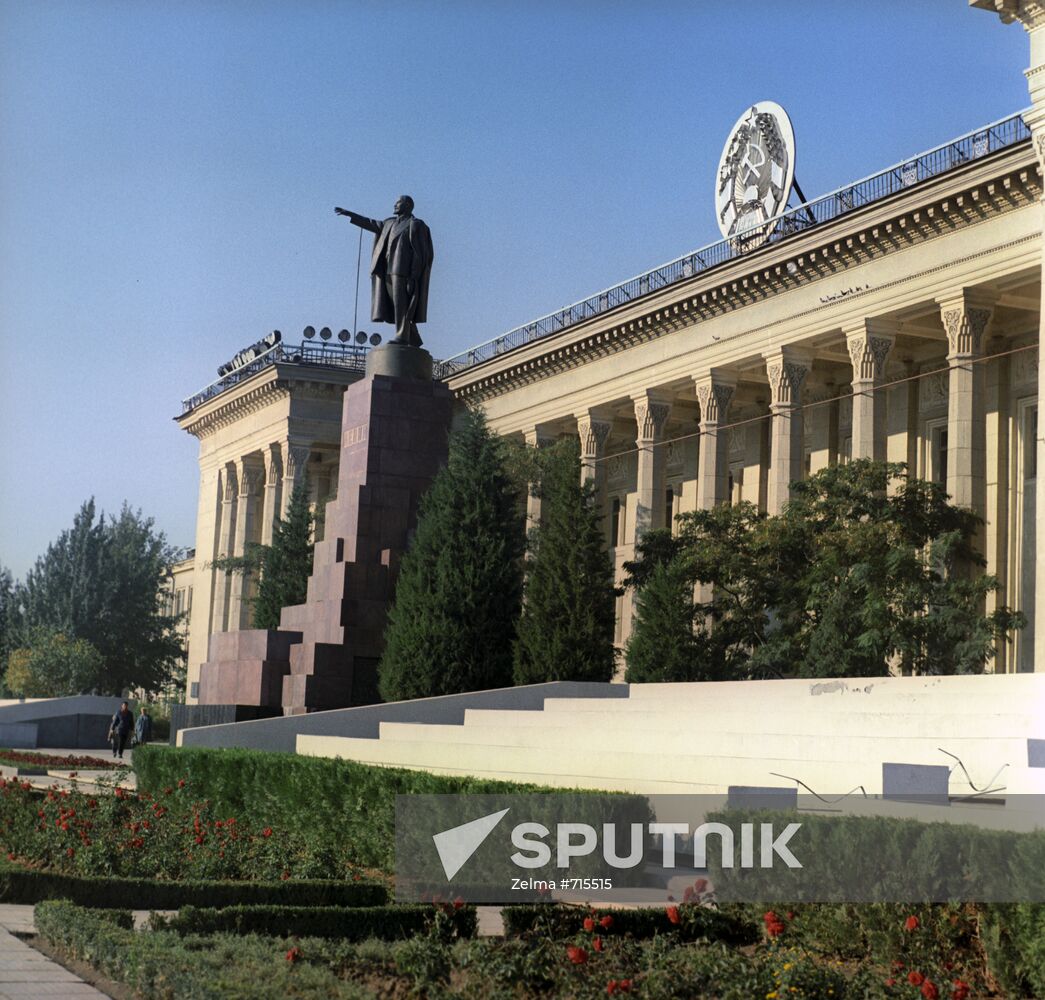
[14,500,184,695]
[210,482,315,630]
[5,628,105,697]
[624,461,1023,679]
[513,439,618,684]
[379,409,525,701]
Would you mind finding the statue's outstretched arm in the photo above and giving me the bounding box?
[334,208,382,234]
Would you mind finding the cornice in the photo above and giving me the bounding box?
[448,142,1039,404]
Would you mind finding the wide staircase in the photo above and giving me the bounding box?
[297,674,1045,802]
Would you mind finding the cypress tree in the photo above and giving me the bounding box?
[513,440,617,684]
[378,408,525,701]
[624,559,707,682]
[251,482,315,629]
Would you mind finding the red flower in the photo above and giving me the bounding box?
[666,905,680,925]
[593,936,604,952]
[607,982,618,996]
[262,827,272,838]
[909,971,925,986]
[452,897,464,910]
[177,779,186,788]
[905,915,920,932]
[6,852,15,861]
[619,980,632,992]
[885,979,896,988]
[921,980,939,1000]
[566,945,588,965]
[762,910,785,938]
[194,835,204,845]
[281,871,290,881]
[583,917,596,932]
[599,915,613,930]
[285,946,303,963]
[951,981,970,1000]
[66,847,75,858]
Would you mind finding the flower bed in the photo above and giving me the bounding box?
[0,749,120,771]
[0,776,381,883]
[37,898,1042,999]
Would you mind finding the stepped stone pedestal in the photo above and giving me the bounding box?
[196,347,452,715]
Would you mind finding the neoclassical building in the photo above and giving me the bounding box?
[177,6,1045,700]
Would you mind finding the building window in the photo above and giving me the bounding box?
[664,487,674,532]
[610,497,622,548]
[932,426,948,486]
[1025,407,1038,482]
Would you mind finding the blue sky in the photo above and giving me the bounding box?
[0,1,1028,578]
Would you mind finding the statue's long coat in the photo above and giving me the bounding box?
[367,215,434,324]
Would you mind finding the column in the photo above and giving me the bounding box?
[844,319,896,461]
[280,442,311,517]
[260,444,282,547]
[972,0,1045,670]
[808,385,840,475]
[211,464,237,634]
[694,370,736,509]
[938,289,994,520]
[632,392,673,535]
[523,425,556,533]
[229,459,264,630]
[576,411,612,490]
[764,349,812,514]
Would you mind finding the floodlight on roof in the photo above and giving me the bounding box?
[369,333,382,346]
[320,326,332,341]
[303,325,316,339]
[355,330,367,344]
[338,329,350,342]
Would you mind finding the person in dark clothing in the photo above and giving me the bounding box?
[134,706,153,747]
[108,701,134,759]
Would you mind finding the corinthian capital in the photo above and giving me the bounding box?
[632,392,673,443]
[764,350,812,408]
[844,320,896,383]
[694,369,737,425]
[576,412,612,458]
[937,289,996,358]
[970,0,1045,31]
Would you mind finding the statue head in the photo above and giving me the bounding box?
[394,195,414,217]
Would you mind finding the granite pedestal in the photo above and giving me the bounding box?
[196,348,452,714]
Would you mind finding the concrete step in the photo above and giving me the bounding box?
[460,707,1039,740]
[297,734,990,796]
[374,720,1026,773]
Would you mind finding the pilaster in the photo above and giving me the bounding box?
[524,425,557,532]
[694,370,737,509]
[764,349,812,514]
[632,391,673,536]
[845,319,896,462]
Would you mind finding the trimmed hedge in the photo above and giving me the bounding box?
[502,903,758,945]
[0,868,388,909]
[704,807,1045,903]
[134,745,645,872]
[34,900,375,1000]
[153,903,477,941]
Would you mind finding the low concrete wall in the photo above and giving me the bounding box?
[0,696,130,749]
[176,682,629,754]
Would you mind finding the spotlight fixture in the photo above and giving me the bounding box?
[303,325,316,339]
[338,329,350,342]
[355,330,367,344]
[320,326,332,341]
[369,333,382,346]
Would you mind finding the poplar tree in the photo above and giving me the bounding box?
[378,408,525,702]
[513,440,618,685]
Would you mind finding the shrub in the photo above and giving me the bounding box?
[153,903,476,941]
[502,903,758,945]
[0,868,387,908]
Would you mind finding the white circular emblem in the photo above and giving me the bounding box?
[715,101,796,247]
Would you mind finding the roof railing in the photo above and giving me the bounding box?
[437,109,1031,377]
[181,340,369,413]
